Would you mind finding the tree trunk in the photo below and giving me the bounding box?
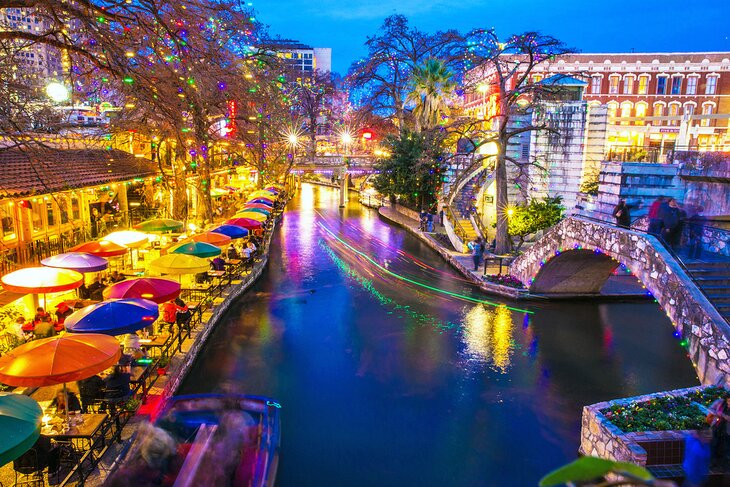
[171,143,189,221]
[494,148,510,254]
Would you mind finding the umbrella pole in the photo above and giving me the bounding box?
[63,382,70,428]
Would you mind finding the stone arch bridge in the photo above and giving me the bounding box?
[292,155,377,206]
[510,216,730,386]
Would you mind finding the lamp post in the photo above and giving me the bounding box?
[287,133,300,188]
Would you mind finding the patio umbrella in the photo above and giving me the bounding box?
[0,334,121,387]
[169,241,221,258]
[236,207,270,217]
[103,277,180,304]
[235,211,267,222]
[0,333,121,425]
[134,218,185,233]
[65,299,159,336]
[241,203,273,211]
[41,252,109,273]
[69,240,128,258]
[0,392,43,466]
[149,254,210,275]
[224,218,263,230]
[250,190,277,199]
[247,199,274,207]
[101,230,148,249]
[265,187,281,194]
[190,231,231,247]
[1,267,84,294]
[210,225,249,240]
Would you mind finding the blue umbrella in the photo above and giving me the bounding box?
[65,299,159,336]
[41,252,108,273]
[211,225,250,240]
[248,199,274,207]
[0,392,42,466]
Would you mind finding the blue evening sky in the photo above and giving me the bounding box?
[255,0,730,74]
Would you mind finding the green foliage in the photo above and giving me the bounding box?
[539,456,654,487]
[507,196,564,249]
[372,129,444,209]
[406,58,456,132]
[579,180,599,196]
[601,386,727,433]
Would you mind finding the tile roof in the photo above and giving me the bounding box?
[0,148,158,198]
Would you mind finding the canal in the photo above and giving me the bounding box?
[179,183,699,486]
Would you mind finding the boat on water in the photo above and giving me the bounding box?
[105,394,281,486]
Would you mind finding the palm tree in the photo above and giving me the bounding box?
[406,58,456,132]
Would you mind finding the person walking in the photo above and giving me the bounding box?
[426,212,434,232]
[468,237,483,272]
[612,199,631,229]
[647,196,665,235]
[688,207,706,259]
[662,199,682,248]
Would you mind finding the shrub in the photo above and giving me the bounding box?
[482,274,525,289]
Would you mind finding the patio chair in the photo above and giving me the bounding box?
[13,445,48,487]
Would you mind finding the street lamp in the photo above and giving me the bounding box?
[46,82,69,103]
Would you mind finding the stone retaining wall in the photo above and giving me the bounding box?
[381,205,528,300]
[581,386,710,466]
[511,217,730,386]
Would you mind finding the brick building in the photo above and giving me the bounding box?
[464,52,730,155]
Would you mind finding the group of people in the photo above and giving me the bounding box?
[48,364,133,416]
[468,237,488,272]
[613,196,706,257]
[10,303,77,341]
[78,271,125,301]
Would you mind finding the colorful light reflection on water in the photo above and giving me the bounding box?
[180,184,699,487]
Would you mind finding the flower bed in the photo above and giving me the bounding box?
[600,386,727,433]
[482,274,525,289]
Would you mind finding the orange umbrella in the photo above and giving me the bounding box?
[1,267,84,294]
[189,231,231,247]
[0,334,121,387]
[69,240,128,257]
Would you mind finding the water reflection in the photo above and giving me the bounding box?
[463,304,515,371]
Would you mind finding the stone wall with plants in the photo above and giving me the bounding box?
[511,216,730,386]
[581,386,724,466]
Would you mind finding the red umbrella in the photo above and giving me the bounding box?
[103,277,181,304]
[224,218,263,230]
[69,240,128,257]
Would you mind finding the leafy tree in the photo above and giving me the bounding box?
[462,29,573,254]
[406,58,456,133]
[507,195,564,250]
[346,14,464,131]
[373,129,444,210]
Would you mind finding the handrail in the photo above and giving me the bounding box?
[445,155,491,207]
[443,205,469,243]
[572,214,727,314]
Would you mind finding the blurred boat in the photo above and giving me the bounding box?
[106,394,280,486]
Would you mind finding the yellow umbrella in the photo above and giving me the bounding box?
[234,211,267,222]
[1,267,84,294]
[250,190,277,199]
[149,254,210,275]
[102,231,148,249]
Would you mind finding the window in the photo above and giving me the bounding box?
[71,196,80,220]
[701,103,715,126]
[607,102,618,120]
[620,102,632,123]
[591,76,601,94]
[668,103,680,125]
[671,77,682,95]
[656,76,667,94]
[609,76,620,94]
[623,77,634,94]
[30,201,43,232]
[706,76,718,95]
[46,200,55,227]
[635,103,647,123]
[653,103,664,120]
[1,204,15,240]
[684,104,695,116]
[686,76,698,95]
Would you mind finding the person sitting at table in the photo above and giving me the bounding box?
[211,256,226,271]
[87,276,105,301]
[33,313,55,339]
[195,271,211,285]
[110,270,125,283]
[49,389,82,415]
[103,365,132,403]
[33,307,49,323]
[77,374,104,413]
[174,298,191,330]
[226,244,239,260]
[162,300,180,332]
[123,333,146,360]
[55,302,73,331]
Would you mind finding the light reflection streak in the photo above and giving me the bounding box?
[463,304,515,372]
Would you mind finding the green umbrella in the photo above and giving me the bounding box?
[169,241,222,259]
[0,392,42,466]
[133,218,185,233]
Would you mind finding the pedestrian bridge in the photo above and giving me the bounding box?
[510,216,730,386]
[292,155,377,173]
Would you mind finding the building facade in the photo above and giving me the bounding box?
[0,8,64,79]
[262,39,332,74]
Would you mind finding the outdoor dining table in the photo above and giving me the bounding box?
[42,413,108,442]
[139,334,171,358]
[129,362,152,396]
[207,270,226,278]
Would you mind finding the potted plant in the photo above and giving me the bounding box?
[157,356,170,376]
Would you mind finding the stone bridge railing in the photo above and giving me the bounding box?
[293,155,376,170]
[510,216,730,386]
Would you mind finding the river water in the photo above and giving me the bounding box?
[180,183,699,486]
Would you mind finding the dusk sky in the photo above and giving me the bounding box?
[255,0,730,74]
